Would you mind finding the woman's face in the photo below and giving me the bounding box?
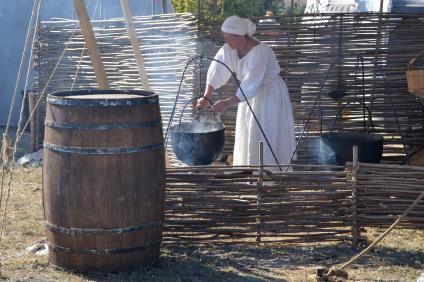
[222,32,245,50]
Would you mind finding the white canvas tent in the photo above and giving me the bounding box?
[304,0,424,13]
[0,0,174,127]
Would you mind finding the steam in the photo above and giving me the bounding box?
[182,112,223,133]
[319,139,336,165]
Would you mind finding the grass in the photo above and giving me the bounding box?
[0,167,423,281]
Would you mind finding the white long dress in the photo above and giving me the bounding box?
[206,42,296,169]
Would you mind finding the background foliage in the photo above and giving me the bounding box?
[172,0,305,23]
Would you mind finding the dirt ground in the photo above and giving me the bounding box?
[0,167,423,281]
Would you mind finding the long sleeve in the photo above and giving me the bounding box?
[206,44,235,89]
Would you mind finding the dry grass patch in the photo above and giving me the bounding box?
[0,167,423,281]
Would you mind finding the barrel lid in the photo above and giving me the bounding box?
[47,89,159,107]
[66,94,142,99]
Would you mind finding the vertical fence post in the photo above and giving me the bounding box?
[351,145,360,248]
[256,141,264,242]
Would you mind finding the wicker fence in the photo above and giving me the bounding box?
[163,162,424,244]
[356,163,424,228]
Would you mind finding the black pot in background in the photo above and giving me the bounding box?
[170,122,225,165]
[319,132,384,166]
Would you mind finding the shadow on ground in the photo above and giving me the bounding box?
[66,241,424,281]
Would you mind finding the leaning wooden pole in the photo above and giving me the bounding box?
[119,0,151,91]
[120,0,171,168]
[73,0,110,89]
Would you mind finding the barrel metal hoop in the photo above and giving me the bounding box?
[49,89,155,98]
[43,143,163,154]
[46,220,163,235]
[48,241,161,255]
[47,96,159,107]
[44,119,161,130]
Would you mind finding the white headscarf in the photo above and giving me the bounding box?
[221,15,256,36]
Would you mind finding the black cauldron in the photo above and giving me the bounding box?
[170,122,225,165]
[319,132,384,165]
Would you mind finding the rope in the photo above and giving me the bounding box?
[321,180,424,280]
[0,135,10,166]
[14,0,97,148]
[0,2,101,277]
[0,0,43,262]
[1,0,44,240]
[340,189,424,271]
[71,44,88,90]
[0,0,41,213]
[0,0,39,167]
[0,0,98,254]
[12,0,99,148]
[11,0,45,164]
[1,0,39,138]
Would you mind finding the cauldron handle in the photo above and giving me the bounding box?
[329,100,375,134]
[177,97,216,131]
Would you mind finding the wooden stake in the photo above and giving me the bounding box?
[256,141,264,242]
[351,145,360,248]
[73,0,109,89]
[28,93,38,152]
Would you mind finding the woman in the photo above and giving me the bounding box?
[196,15,296,170]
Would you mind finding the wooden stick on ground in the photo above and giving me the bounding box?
[322,176,424,280]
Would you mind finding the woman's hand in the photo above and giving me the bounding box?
[212,96,240,113]
[212,99,229,113]
[194,97,211,110]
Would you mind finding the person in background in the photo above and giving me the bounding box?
[259,9,284,38]
[259,9,277,24]
[195,15,296,171]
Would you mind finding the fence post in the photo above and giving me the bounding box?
[256,141,264,242]
[351,145,360,248]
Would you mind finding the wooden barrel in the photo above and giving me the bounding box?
[43,89,166,272]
